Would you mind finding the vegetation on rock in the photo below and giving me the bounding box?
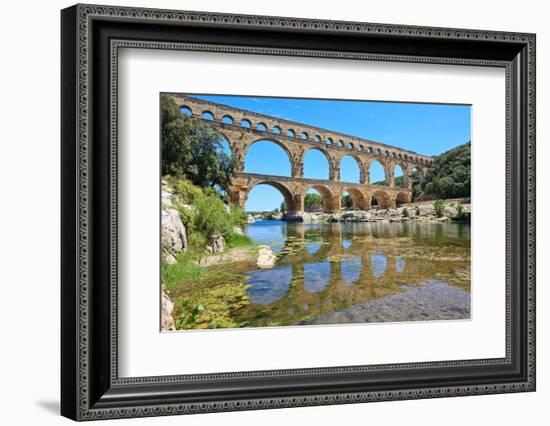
[422,142,470,198]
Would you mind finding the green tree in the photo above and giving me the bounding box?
[161,95,235,190]
[341,194,353,209]
[304,193,324,211]
[422,142,470,199]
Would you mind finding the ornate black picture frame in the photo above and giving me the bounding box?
[61,4,536,421]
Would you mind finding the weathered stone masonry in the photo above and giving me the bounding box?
[172,94,434,213]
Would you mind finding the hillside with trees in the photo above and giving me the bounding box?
[421,142,470,199]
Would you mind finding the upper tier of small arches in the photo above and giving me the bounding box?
[177,100,433,167]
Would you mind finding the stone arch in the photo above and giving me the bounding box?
[244,138,293,176]
[300,131,309,140]
[394,163,405,187]
[304,184,340,213]
[325,137,333,145]
[179,105,193,116]
[395,191,410,206]
[240,118,251,128]
[272,125,281,134]
[370,190,391,209]
[368,159,386,185]
[287,129,296,137]
[200,110,215,120]
[313,135,322,143]
[221,114,234,124]
[256,122,268,131]
[248,181,298,213]
[303,147,331,180]
[339,155,363,183]
[344,187,370,210]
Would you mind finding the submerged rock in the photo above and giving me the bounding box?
[256,245,277,268]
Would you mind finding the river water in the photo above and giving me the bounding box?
[236,220,471,327]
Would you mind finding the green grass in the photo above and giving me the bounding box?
[225,232,253,249]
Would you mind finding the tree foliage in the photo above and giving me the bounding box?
[423,142,470,198]
[304,192,324,211]
[161,95,235,189]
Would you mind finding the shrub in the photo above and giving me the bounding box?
[173,178,203,204]
[433,199,445,217]
[402,207,409,218]
[416,206,421,216]
[229,206,247,230]
[192,193,231,238]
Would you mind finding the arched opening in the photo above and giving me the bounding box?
[217,136,232,158]
[179,106,192,116]
[246,265,292,304]
[300,132,308,140]
[240,119,251,128]
[341,190,353,210]
[287,129,296,138]
[244,140,291,177]
[272,126,281,134]
[221,115,233,124]
[348,143,354,150]
[337,140,344,147]
[313,135,321,143]
[256,122,267,131]
[370,190,391,209]
[303,149,330,180]
[325,137,333,145]
[201,111,215,120]
[395,191,409,206]
[343,188,369,210]
[369,160,386,185]
[340,156,361,183]
[304,188,324,213]
[245,182,295,215]
[394,164,404,187]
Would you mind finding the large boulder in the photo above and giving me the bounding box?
[161,290,176,331]
[161,208,187,262]
[256,245,277,269]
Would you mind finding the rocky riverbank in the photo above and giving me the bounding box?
[281,199,470,224]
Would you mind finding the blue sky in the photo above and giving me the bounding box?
[194,94,471,212]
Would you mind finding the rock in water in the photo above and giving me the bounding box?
[256,245,277,268]
[161,208,188,258]
[161,290,176,331]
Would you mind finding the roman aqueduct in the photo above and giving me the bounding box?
[172,94,434,214]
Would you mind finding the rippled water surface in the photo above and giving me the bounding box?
[236,220,471,327]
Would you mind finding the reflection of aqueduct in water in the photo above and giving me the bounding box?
[240,222,469,326]
[173,95,434,212]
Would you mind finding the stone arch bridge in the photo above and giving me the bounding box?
[172,94,434,213]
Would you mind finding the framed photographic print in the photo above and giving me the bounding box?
[61,4,536,421]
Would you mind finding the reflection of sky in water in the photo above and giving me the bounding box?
[396,257,405,273]
[371,253,387,278]
[342,239,352,249]
[246,220,286,251]
[246,265,292,304]
[341,257,361,285]
[304,261,331,292]
[305,242,322,254]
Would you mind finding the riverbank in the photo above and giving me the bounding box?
[280,199,470,224]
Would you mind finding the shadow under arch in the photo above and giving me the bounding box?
[344,187,369,210]
[371,190,391,209]
[395,191,410,206]
[303,184,338,213]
